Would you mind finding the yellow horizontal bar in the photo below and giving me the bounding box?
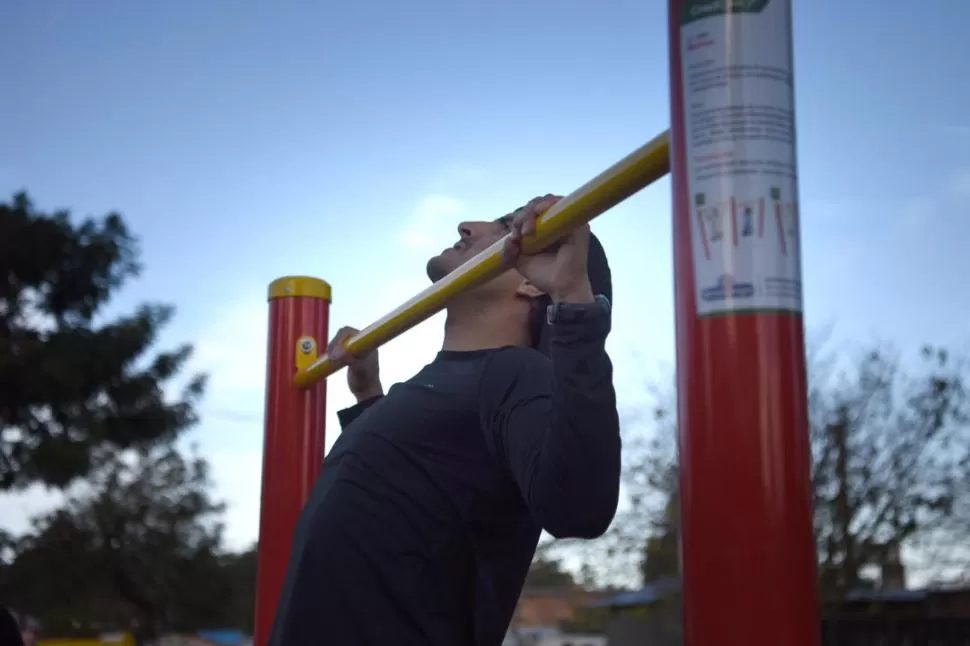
[294,129,671,388]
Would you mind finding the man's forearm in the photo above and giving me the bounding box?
[535,305,621,538]
[479,298,620,539]
[549,277,595,306]
[353,384,384,403]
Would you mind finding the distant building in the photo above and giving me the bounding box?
[504,586,613,646]
[589,580,970,646]
[587,579,682,646]
[503,627,606,646]
[828,585,970,619]
[534,635,606,646]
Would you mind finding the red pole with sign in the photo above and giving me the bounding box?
[668,2,819,645]
[254,276,331,646]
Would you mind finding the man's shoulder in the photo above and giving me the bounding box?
[481,346,551,385]
[490,344,550,364]
[477,347,551,418]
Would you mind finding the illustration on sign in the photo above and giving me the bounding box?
[694,192,797,259]
[775,201,798,256]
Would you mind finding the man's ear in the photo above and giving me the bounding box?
[515,279,545,300]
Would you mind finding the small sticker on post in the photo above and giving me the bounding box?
[295,336,317,371]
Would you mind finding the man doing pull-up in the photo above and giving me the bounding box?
[269,195,620,646]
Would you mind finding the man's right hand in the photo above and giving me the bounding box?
[327,326,383,403]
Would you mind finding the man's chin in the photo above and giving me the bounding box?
[426,255,451,282]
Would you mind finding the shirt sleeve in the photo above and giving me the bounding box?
[336,395,384,431]
[478,305,620,539]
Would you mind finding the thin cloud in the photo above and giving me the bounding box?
[897,166,970,232]
[204,409,262,425]
[950,168,970,198]
[945,125,970,139]
[192,297,269,397]
[205,445,263,550]
[400,194,466,250]
[442,165,490,187]
[403,231,433,248]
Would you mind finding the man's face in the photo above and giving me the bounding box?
[426,214,513,282]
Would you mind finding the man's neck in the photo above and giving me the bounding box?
[441,298,530,352]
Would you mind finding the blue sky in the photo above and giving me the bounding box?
[1,1,967,555]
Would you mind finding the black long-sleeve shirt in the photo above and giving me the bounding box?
[0,607,23,646]
[268,302,620,646]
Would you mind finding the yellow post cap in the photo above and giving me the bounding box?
[268,276,332,301]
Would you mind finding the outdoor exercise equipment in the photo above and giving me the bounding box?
[254,2,818,645]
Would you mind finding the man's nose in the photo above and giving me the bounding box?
[457,222,474,239]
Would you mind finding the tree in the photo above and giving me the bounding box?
[221,545,258,633]
[0,192,205,490]
[534,395,680,589]
[640,475,679,583]
[524,555,578,589]
[624,342,970,595]
[1,444,235,641]
[811,344,970,595]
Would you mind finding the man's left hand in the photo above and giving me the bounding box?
[500,194,595,304]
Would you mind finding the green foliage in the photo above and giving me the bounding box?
[0,191,206,490]
[0,191,254,638]
[221,545,258,633]
[524,555,577,589]
[633,342,970,595]
[640,485,679,584]
[811,344,970,595]
[561,606,610,634]
[1,445,240,639]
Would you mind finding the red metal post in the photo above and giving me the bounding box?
[254,276,331,646]
[668,2,819,646]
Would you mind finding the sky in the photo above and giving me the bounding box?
[1,0,968,559]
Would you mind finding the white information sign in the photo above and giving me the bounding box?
[680,0,802,316]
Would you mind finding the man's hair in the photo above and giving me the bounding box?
[529,231,612,354]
